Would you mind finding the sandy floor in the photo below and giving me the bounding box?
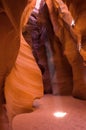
[12,94,86,130]
[1,95,86,130]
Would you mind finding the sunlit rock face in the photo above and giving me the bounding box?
[0,1,73,103]
[64,0,86,99]
[0,0,86,111]
[0,1,31,105]
[43,0,86,99]
[4,0,44,123]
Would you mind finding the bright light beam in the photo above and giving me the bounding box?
[71,19,75,26]
[53,112,67,118]
[35,0,42,10]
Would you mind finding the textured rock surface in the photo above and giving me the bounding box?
[64,0,86,99]
[0,0,27,104]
